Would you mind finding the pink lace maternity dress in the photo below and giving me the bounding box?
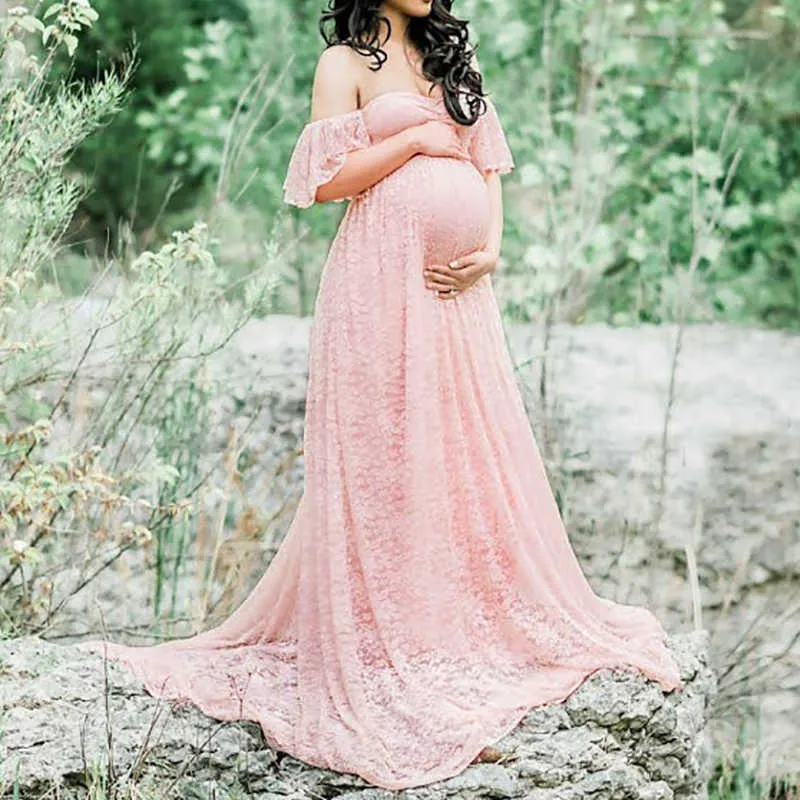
[78,90,683,790]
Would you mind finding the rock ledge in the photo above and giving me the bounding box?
[0,632,715,799]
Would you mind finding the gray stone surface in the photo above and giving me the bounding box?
[0,632,714,799]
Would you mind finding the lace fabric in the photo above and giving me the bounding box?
[281,92,515,209]
[282,108,371,208]
[79,91,683,791]
[466,96,515,176]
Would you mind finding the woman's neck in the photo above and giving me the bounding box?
[376,4,411,45]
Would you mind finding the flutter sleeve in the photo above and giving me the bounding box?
[282,108,372,208]
[467,96,515,177]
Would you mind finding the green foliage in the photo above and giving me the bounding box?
[15,0,800,327]
[52,0,253,239]
[0,4,282,635]
[1,2,127,287]
[1,0,139,630]
[135,19,247,178]
[132,0,299,218]
[461,0,800,328]
[708,721,800,799]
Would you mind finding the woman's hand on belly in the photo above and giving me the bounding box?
[409,120,471,162]
[423,248,498,299]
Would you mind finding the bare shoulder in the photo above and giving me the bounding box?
[310,44,360,120]
[315,42,357,74]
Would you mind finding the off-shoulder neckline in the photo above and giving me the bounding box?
[301,90,445,129]
[358,89,445,111]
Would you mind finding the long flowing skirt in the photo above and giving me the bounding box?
[79,182,682,790]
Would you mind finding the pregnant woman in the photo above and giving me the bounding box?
[79,0,684,790]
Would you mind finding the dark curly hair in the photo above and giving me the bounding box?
[318,0,487,126]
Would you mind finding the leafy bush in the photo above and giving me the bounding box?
[21,0,800,327]
[1,1,281,635]
[53,0,252,242]
[463,0,800,328]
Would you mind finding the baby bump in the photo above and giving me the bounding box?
[385,155,491,266]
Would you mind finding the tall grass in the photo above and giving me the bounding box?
[710,723,800,800]
[0,1,284,639]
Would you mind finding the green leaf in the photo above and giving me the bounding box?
[63,33,78,56]
[18,15,45,33]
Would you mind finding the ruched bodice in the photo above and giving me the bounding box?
[282,90,514,267]
[282,90,514,208]
[360,89,447,140]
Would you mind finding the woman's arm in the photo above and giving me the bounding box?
[468,52,504,268]
[309,46,421,205]
[481,171,504,266]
